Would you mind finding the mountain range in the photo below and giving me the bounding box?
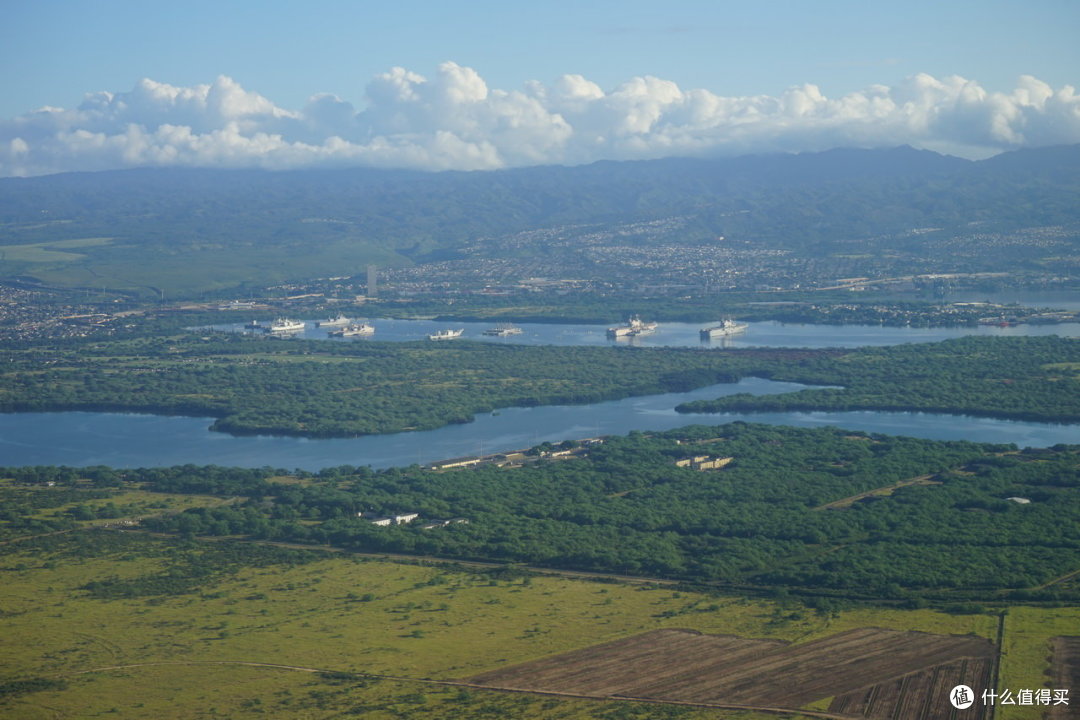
[1,145,1077,296]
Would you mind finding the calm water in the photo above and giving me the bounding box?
[1,378,1075,470]
[9,316,1079,470]
[212,317,1080,349]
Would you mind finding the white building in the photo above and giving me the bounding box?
[358,510,419,525]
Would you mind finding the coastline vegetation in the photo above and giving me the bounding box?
[1,333,1077,439]
[677,335,1080,422]
[6,424,1079,603]
[0,332,825,437]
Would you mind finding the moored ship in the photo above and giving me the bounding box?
[700,318,748,340]
[482,323,523,337]
[607,315,658,339]
[427,328,465,341]
[330,322,375,337]
[316,314,352,328]
[267,318,305,333]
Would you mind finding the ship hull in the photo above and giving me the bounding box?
[607,315,657,338]
[700,322,747,340]
[330,323,374,337]
[317,315,351,328]
[428,329,464,341]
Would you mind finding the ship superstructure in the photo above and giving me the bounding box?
[427,328,465,341]
[316,314,352,328]
[482,323,524,337]
[267,318,305,333]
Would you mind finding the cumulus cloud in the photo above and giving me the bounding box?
[1,63,1079,176]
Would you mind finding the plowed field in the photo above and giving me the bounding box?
[829,657,994,720]
[467,627,996,718]
[1050,637,1080,720]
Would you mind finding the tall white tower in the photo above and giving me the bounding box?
[366,265,377,298]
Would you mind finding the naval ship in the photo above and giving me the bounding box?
[427,328,465,341]
[329,322,375,337]
[700,318,748,340]
[607,315,658,339]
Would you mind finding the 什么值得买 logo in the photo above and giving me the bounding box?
[950,685,975,709]
[949,685,1069,708]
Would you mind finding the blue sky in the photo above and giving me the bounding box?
[2,0,1078,175]
[4,0,1077,114]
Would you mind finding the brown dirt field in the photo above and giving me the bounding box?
[830,658,994,720]
[468,629,785,698]
[467,627,997,717]
[1050,637,1080,720]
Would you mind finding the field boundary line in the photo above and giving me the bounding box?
[814,473,940,510]
[1032,566,1080,590]
[104,527,1055,603]
[118,528,683,586]
[991,611,1006,720]
[63,661,861,719]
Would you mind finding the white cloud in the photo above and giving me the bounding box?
[1,65,1079,176]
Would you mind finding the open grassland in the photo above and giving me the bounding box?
[1,662,812,720]
[0,531,1023,720]
[2,238,406,298]
[0,237,115,263]
[29,489,233,523]
[796,605,999,641]
[0,482,235,540]
[997,606,1080,720]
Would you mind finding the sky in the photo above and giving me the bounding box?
[1,0,1078,176]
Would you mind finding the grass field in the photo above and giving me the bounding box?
[0,237,115,263]
[0,483,235,540]
[1,530,1048,720]
[32,489,233,523]
[997,606,1080,720]
[0,237,406,298]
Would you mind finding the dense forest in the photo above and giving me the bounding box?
[0,333,800,436]
[6,424,1078,604]
[678,335,1080,422]
[1,333,1077,437]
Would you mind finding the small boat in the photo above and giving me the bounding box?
[329,322,375,337]
[427,328,464,341]
[482,323,523,337]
